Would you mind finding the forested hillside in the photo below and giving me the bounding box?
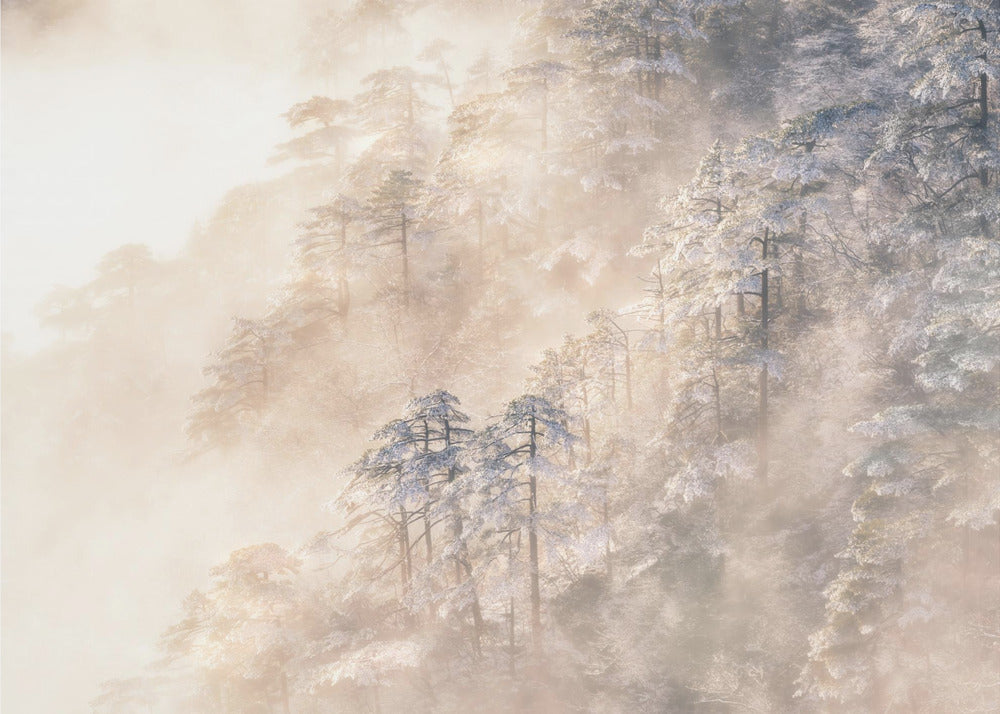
[5,0,998,712]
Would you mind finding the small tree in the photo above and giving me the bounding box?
[365,170,426,306]
[187,317,289,451]
[271,96,355,174]
[296,194,364,320]
[163,545,303,714]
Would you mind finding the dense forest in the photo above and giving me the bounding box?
[3,0,999,712]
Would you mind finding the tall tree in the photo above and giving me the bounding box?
[467,395,575,655]
[802,2,1000,709]
[365,169,426,307]
[295,193,364,321]
[350,66,439,187]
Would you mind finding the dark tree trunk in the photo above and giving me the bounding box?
[443,418,482,654]
[422,420,433,566]
[443,64,455,107]
[461,556,485,657]
[758,228,769,484]
[712,365,723,441]
[508,533,517,677]
[527,414,542,649]
[977,19,990,188]
[399,507,412,592]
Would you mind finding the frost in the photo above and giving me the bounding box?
[313,640,427,688]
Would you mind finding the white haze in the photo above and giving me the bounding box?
[3,2,318,711]
[2,0,307,353]
[3,3,520,713]
[2,1,997,713]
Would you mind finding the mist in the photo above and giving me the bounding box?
[2,1,997,713]
[1,0,316,351]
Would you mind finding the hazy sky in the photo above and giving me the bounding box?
[1,0,314,352]
[2,3,322,712]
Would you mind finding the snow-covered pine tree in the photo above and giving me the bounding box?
[465,395,576,661]
[336,391,477,629]
[801,2,999,709]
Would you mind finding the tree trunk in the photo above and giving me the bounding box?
[603,496,613,582]
[508,595,517,677]
[401,213,410,307]
[477,198,486,280]
[774,244,783,311]
[422,420,434,566]
[508,532,517,677]
[398,508,412,594]
[422,506,433,571]
[758,229,769,484]
[794,247,805,315]
[339,215,350,318]
[623,333,633,412]
[528,414,542,650]
[977,20,989,132]
[443,63,455,107]
[462,556,485,657]
[398,520,408,595]
[421,421,435,620]
[712,365,723,442]
[977,19,990,189]
[443,418,483,655]
[540,78,548,152]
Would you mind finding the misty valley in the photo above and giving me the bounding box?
[2,0,998,713]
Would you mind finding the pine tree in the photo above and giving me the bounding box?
[162,545,304,714]
[365,169,426,307]
[271,96,356,174]
[336,391,477,631]
[187,317,290,451]
[296,193,364,321]
[351,66,439,186]
[466,395,575,657]
[801,3,999,708]
[418,39,457,107]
